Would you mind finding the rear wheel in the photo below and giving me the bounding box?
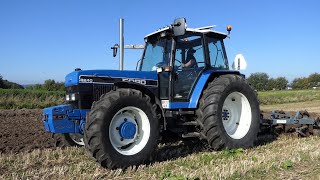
[53,133,84,147]
[84,88,160,169]
[197,74,260,150]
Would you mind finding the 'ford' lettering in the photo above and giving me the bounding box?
[122,78,147,85]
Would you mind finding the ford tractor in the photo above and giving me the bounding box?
[42,18,261,169]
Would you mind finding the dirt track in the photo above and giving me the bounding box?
[0,109,54,154]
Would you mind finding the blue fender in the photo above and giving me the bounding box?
[166,70,240,109]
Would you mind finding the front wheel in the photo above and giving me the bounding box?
[53,133,84,147]
[197,74,260,150]
[84,88,160,169]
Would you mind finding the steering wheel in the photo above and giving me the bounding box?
[155,61,165,67]
[169,59,181,71]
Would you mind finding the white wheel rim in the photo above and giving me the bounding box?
[109,106,150,156]
[69,133,85,146]
[222,92,252,139]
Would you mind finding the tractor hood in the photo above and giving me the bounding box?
[65,69,158,87]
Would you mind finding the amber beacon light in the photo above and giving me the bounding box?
[227,25,232,32]
[227,25,232,37]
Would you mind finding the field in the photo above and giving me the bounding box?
[0,89,320,179]
[0,89,64,109]
[0,109,54,154]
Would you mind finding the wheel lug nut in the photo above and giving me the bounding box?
[116,127,119,130]
[120,138,124,141]
[124,118,127,122]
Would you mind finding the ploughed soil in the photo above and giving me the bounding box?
[0,109,54,154]
[0,109,319,155]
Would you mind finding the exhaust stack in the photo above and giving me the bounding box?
[111,18,144,70]
[119,18,124,70]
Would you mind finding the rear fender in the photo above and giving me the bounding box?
[167,70,241,109]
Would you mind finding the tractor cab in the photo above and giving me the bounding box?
[140,22,231,108]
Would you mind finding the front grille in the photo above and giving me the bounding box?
[93,84,114,101]
[66,84,113,109]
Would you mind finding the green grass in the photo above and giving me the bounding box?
[258,89,320,105]
[1,136,320,179]
[0,89,64,109]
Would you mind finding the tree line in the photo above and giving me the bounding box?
[2,73,320,92]
[0,75,24,89]
[26,79,65,91]
[0,74,64,91]
[247,72,320,91]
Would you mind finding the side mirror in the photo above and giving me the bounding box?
[172,18,187,36]
[232,54,247,70]
[111,44,119,57]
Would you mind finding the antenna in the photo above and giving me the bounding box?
[196,25,216,30]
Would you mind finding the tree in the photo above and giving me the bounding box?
[43,79,56,91]
[55,82,65,91]
[291,77,309,89]
[0,74,4,88]
[308,73,320,87]
[247,72,269,91]
[43,79,65,91]
[0,75,23,89]
[266,78,276,90]
[3,80,24,89]
[274,77,288,90]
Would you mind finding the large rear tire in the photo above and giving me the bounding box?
[84,88,160,169]
[196,74,260,150]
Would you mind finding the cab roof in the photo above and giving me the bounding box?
[145,26,228,39]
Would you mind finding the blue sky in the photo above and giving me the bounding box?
[0,0,319,84]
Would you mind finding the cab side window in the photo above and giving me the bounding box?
[208,37,228,69]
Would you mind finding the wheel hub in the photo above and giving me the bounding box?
[109,106,151,156]
[222,109,230,121]
[119,121,137,139]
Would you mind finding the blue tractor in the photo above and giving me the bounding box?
[42,18,260,168]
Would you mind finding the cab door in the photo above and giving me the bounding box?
[172,35,206,102]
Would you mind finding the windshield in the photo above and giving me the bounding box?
[140,38,172,71]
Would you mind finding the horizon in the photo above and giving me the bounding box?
[3,71,320,86]
[1,0,319,84]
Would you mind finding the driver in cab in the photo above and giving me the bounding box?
[181,48,197,68]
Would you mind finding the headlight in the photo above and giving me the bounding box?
[65,93,77,101]
[66,94,70,101]
[71,93,76,101]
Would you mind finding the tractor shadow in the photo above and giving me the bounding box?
[255,131,279,146]
[153,132,209,163]
[152,130,279,164]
